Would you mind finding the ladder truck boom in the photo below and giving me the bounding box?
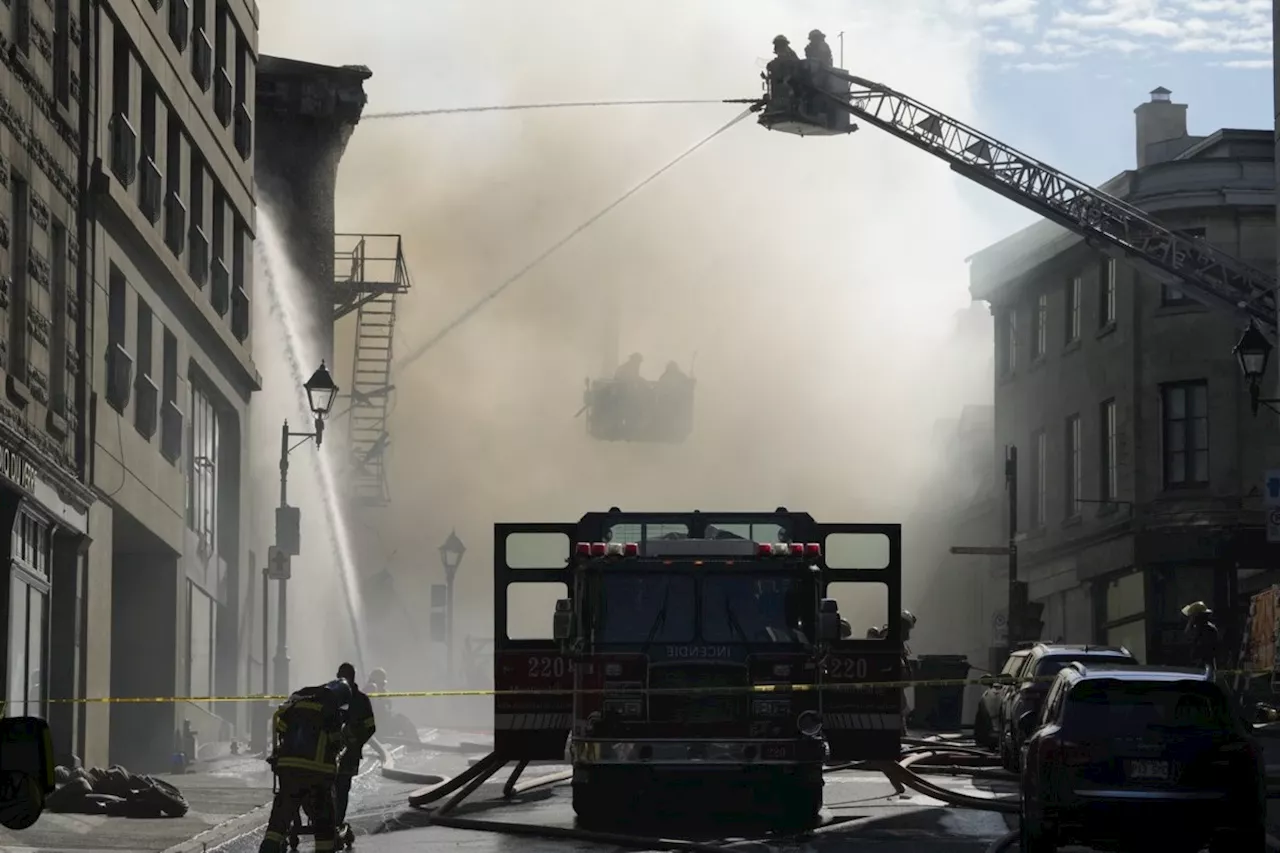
[758,66,1277,338]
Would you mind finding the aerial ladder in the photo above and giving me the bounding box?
[754,64,1277,338]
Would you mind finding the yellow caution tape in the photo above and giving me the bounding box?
[45,668,1270,705]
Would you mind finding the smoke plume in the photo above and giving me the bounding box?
[258,0,1020,708]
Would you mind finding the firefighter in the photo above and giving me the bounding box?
[259,678,351,853]
[899,610,918,734]
[805,29,833,67]
[1182,601,1219,676]
[365,668,420,745]
[334,663,376,846]
[766,34,799,84]
[613,353,644,382]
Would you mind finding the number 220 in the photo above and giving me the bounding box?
[830,657,869,680]
[527,656,567,678]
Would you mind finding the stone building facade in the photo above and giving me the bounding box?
[968,89,1279,668]
[84,0,259,770]
[0,0,99,767]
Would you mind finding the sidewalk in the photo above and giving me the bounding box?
[0,755,276,853]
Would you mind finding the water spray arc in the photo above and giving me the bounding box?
[255,207,368,679]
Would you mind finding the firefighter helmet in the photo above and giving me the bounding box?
[809,29,825,39]
[1181,601,1212,618]
[901,610,918,628]
[773,34,790,45]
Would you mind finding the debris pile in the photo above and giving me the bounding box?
[46,765,189,818]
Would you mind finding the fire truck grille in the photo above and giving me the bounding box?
[648,666,749,724]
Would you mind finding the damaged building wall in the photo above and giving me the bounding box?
[254,57,371,364]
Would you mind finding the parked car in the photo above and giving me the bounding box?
[998,643,1137,770]
[1018,662,1266,853]
[973,647,1031,749]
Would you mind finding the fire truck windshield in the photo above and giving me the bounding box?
[589,570,811,645]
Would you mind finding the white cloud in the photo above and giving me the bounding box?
[1007,61,1076,71]
[984,38,1026,54]
[1214,58,1273,68]
[977,0,1273,70]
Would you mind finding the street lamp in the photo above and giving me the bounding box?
[1233,320,1279,415]
[439,530,466,680]
[270,361,340,696]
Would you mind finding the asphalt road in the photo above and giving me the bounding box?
[207,743,1021,853]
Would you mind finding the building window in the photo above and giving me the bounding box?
[53,0,70,106]
[7,511,50,719]
[1101,259,1116,326]
[1034,293,1047,359]
[1066,276,1081,343]
[9,172,29,379]
[134,299,155,438]
[1032,429,1047,528]
[1101,398,1118,502]
[1001,309,1017,375]
[50,223,68,411]
[186,581,216,709]
[1162,381,1209,488]
[187,383,219,556]
[1065,414,1081,517]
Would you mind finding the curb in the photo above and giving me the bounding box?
[157,801,274,853]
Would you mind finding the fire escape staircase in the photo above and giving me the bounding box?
[334,234,412,507]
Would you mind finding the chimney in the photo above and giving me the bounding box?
[1134,87,1188,168]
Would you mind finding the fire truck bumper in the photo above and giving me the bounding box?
[569,738,825,771]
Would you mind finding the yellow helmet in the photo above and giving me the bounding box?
[1181,601,1212,617]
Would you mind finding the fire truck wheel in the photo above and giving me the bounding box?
[775,783,823,825]
[571,784,622,826]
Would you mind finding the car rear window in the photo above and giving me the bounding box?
[1064,680,1234,735]
[1035,655,1135,678]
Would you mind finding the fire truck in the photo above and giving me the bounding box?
[493,509,904,824]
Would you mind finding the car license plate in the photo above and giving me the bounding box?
[1125,759,1170,781]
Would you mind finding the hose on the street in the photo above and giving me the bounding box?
[425,814,753,853]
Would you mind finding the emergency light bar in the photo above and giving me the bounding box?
[573,540,822,559]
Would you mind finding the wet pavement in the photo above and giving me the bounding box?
[208,758,1020,853]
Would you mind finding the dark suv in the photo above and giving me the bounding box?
[1018,663,1266,853]
[999,643,1137,770]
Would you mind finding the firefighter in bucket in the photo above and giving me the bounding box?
[259,677,352,853]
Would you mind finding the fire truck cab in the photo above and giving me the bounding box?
[493,509,904,826]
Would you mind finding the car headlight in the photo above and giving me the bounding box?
[797,710,822,737]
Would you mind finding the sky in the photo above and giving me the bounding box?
[254,0,1275,684]
[969,0,1272,199]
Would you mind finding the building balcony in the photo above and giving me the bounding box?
[109,113,137,187]
[164,191,186,258]
[234,103,253,161]
[211,257,230,317]
[168,0,190,53]
[134,373,159,440]
[192,28,213,92]
[214,68,233,128]
[139,155,162,224]
[161,399,183,463]
[231,283,249,343]
[106,342,133,413]
[188,224,209,288]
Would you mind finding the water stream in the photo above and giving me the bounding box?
[252,206,367,683]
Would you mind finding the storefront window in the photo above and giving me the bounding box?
[7,510,49,717]
[187,582,216,708]
[7,577,47,717]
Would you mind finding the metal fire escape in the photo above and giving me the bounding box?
[334,234,412,507]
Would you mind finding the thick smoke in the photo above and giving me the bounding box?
[259,0,1020,713]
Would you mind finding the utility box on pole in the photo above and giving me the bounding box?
[276,506,301,556]
[429,583,447,643]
